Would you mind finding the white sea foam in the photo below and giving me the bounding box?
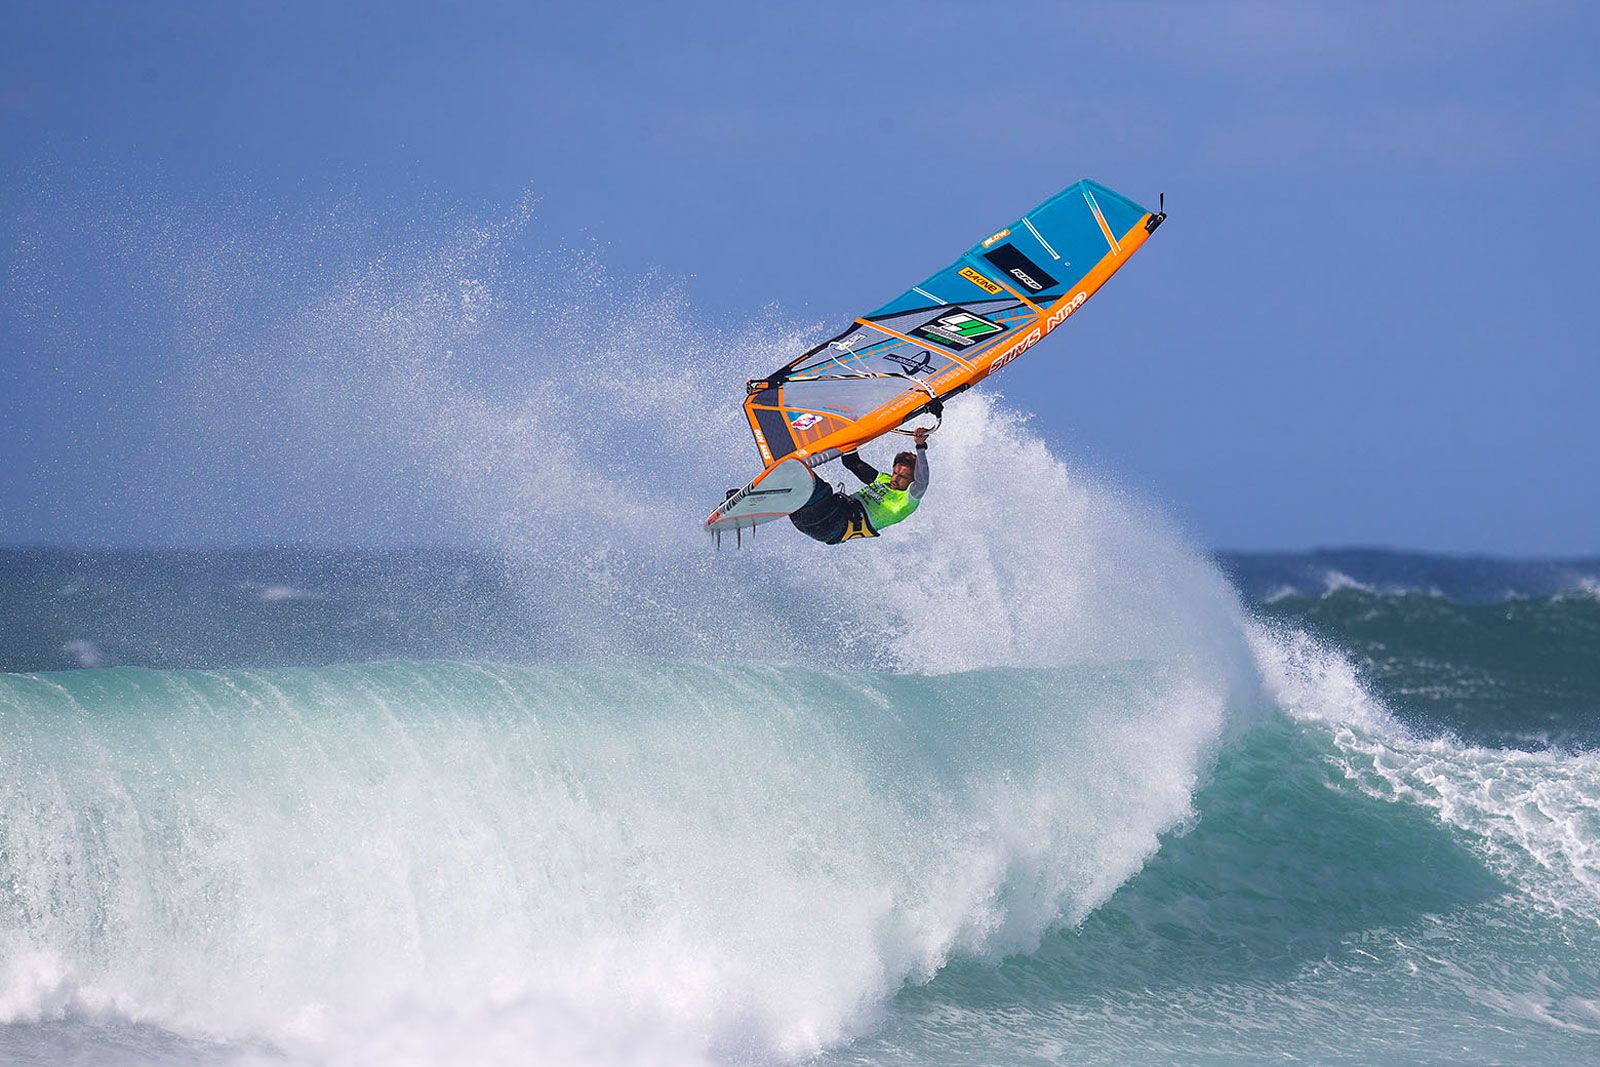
[1568,576,1600,602]
[1328,731,1600,920]
[0,654,1238,1065]
[0,951,119,1024]
[1319,568,1376,595]
[1250,622,1600,923]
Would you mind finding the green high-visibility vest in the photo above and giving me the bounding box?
[853,473,919,531]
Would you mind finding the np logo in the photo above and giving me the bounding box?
[909,309,1007,351]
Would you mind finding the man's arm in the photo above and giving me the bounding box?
[908,428,930,499]
[841,451,879,485]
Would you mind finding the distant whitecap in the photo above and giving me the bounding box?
[59,639,105,668]
[258,584,313,602]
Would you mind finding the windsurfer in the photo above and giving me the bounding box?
[789,428,930,544]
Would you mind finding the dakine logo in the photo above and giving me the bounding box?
[958,266,1002,294]
[909,309,1006,350]
[982,243,1059,294]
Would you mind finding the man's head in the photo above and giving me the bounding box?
[889,450,917,490]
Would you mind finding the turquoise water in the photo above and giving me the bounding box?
[1,547,1597,1065]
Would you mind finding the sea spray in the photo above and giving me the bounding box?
[10,192,1258,682]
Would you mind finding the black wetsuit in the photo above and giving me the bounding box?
[789,450,928,545]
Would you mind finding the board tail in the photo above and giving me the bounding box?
[705,457,816,548]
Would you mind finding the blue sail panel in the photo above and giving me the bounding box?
[870,180,1152,319]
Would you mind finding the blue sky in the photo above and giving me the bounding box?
[2,1,1597,553]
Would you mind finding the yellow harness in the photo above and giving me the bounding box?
[839,513,879,541]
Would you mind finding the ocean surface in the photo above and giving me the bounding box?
[1,538,1596,1067]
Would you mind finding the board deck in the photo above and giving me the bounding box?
[704,457,816,542]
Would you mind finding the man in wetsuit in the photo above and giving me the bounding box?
[789,427,931,544]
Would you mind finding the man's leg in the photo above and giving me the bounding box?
[788,481,855,544]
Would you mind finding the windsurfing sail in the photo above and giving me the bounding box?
[739,179,1164,470]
